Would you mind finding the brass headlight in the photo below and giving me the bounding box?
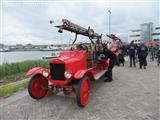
[64,71,72,79]
[43,70,49,77]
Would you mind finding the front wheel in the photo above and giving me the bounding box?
[76,76,91,107]
[28,74,48,99]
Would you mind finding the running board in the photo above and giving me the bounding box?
[94,70,107,80]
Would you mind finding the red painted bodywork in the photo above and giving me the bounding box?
[26,50,110,87]
[26,67,50,78]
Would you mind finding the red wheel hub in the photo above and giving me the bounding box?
[80,77,91,106]
[31,75,48,98]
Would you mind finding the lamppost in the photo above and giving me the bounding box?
[108,9,111,41]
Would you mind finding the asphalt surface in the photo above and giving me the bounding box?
[0,61,159,120]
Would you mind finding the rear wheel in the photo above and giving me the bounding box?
[28,74,48,99]
[76,76,91,107]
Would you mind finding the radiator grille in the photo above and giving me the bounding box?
[50,63,65,80]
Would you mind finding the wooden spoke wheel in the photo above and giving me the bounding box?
[76,76,91,107]
[28,74,48,99]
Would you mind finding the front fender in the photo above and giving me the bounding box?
[26,67,48,77]
[74,70,94,81]
[73,70,88,79]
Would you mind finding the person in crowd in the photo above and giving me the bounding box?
[96,46,106,62]
[128,41,136,67]
[118,49,125,66]
[137,42,148,69]
[149,44,156,61]
[155,44,160,55]
[156,48,160,66]
[102,44,116,82]
[135,43,140,63]
[119,43,128,66]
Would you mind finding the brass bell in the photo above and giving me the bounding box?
[58,28,63,33]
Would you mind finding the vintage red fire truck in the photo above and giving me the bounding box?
[26,19,110,107]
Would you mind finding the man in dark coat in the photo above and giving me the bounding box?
[119,44,127,66]
[102,45,116,82]
[128,41,136,67]
[149,44,156,61]
[137,43,148,69]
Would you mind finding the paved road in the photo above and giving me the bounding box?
[0,61,159,120]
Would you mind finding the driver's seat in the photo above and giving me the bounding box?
[87,51,93,67]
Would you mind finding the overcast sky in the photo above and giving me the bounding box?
[1,0,159,45]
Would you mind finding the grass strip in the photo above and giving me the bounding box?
[0,79,29,98]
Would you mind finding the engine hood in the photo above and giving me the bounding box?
[50,50,86,64]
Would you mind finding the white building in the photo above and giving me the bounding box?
[129,22,160,43]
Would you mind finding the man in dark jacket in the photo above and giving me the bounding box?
[128,41,136,67]
[102,45,116,82]
[137,43,148,69]
[149,44,156,61]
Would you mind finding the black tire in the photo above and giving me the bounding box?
[76,76,91,107]
[28,74,48,100]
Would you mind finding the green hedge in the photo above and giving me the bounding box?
[0,60,49,78]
